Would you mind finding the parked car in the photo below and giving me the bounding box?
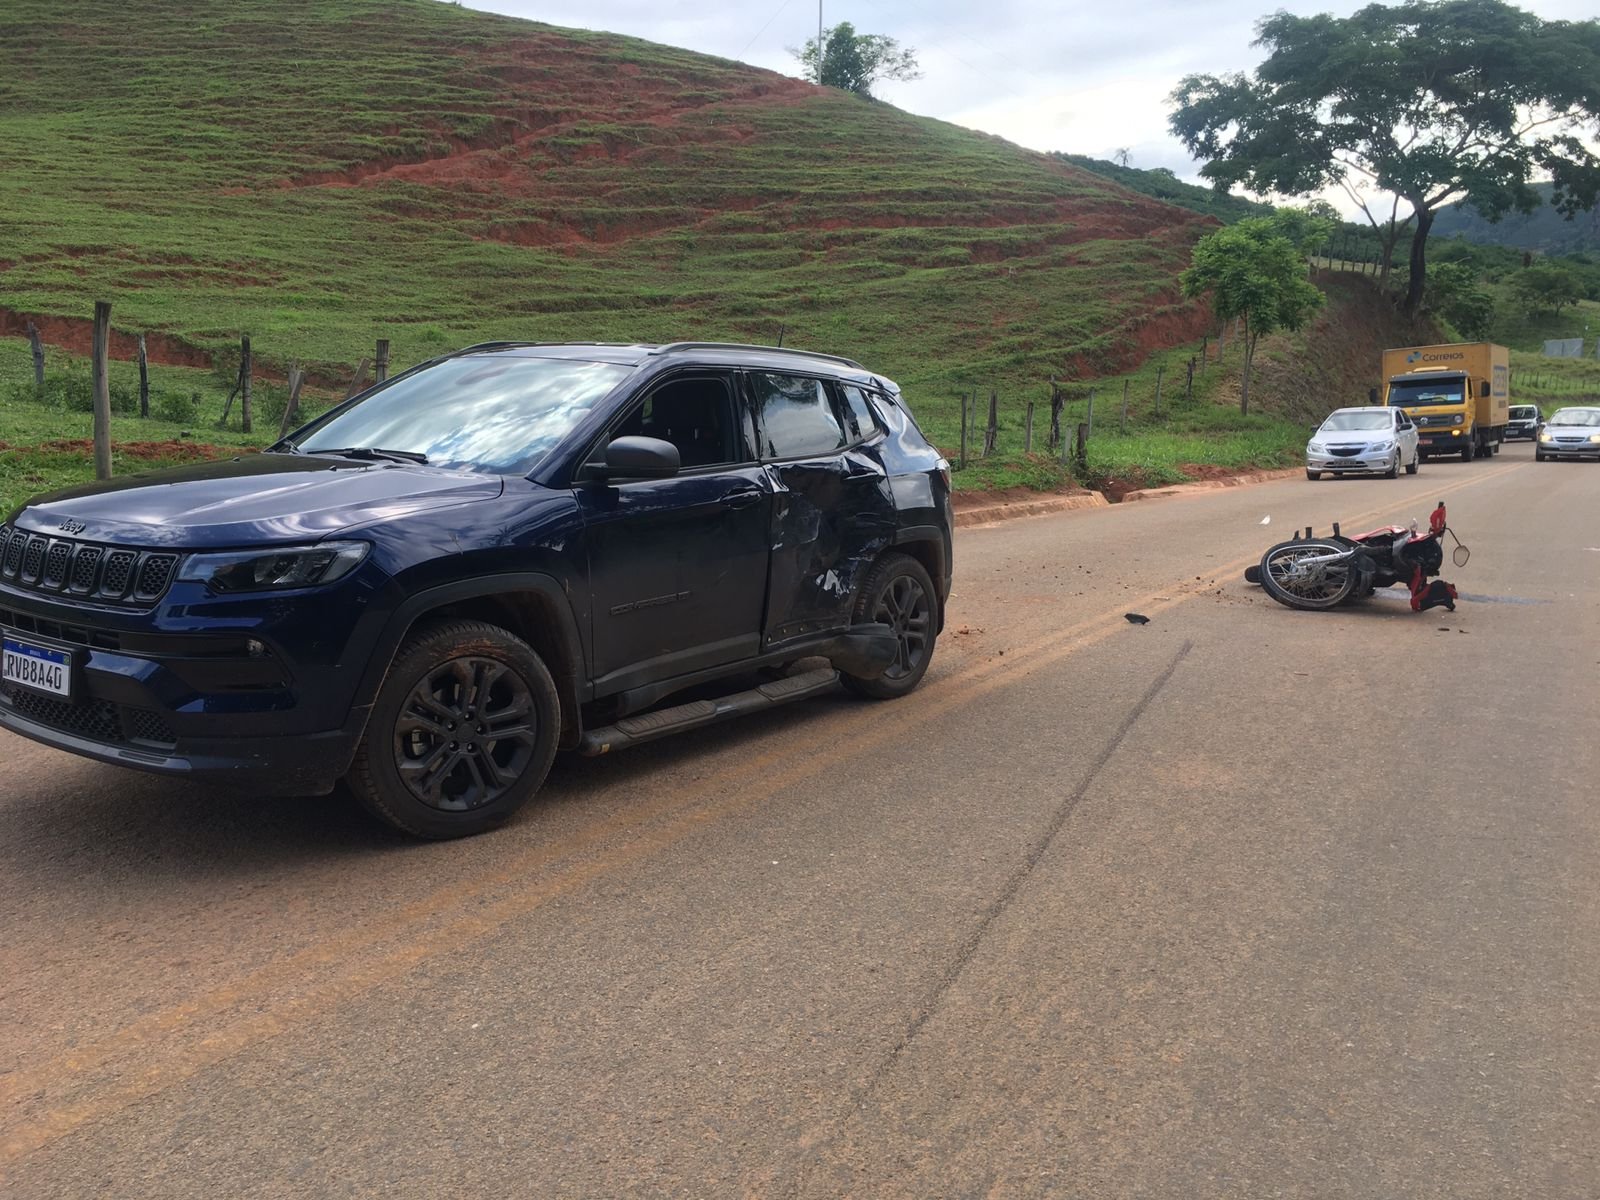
[1306,406,1420,480]
[1506,403,1543,441]
[1535,406,1600,461]
[0,342,953,838]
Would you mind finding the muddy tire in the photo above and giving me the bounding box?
[841,553,938,700]
[348,619,560,839]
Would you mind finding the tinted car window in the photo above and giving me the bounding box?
[839,385,881,443]
[607,375,751,469]
[297,355,631,474]
[750,372,846,459]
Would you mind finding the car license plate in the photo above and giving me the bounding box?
[2,634,74,700]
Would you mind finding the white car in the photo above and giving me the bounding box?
[1306,406,1420,480]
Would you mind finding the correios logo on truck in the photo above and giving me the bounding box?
[1407,350,1467,364]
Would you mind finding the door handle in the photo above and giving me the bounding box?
[721,488,764,510]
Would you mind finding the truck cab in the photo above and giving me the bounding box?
[1378,343,1509,463]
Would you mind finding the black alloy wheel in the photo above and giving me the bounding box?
[348,619,560,839]
[842,553,938,700]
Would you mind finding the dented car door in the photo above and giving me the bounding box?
[744,370,898,646]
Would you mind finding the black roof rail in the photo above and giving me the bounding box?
[653,342,864,370]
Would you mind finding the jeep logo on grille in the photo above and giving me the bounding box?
[57,519,87,535]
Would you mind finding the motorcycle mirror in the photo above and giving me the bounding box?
[1452,545,1471,568]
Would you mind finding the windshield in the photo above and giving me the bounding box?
[1510,406,1539,420]
[1548,408,1600,427]
[1389,379,1464,408]
[294,355,633,473]
[1320,411,1391,432]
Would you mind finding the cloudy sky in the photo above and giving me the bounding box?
[467,0,1595,214]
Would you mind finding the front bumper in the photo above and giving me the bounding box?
[0,564,395,794]
[0,696,368,793]
[1307,453,1392,474]
[1537,441,1600,458]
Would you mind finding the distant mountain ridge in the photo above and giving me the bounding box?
[1431,183,1600,254]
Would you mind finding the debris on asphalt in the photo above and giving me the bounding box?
[1260,515,1271,525]
[1124,613,1151,625]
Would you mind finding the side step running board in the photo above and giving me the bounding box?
[577,667,839,757]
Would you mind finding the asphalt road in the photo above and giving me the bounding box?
[3,439,1597,1198]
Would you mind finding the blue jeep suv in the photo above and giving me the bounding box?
[0,342,953,837]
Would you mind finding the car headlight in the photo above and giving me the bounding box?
[1367,440,1392,452]
[1307,442,1325,454]
[177,541,371,592]
[1452,414,1465,426]
[1539,431,1553,442]
[1590,434,1600,444]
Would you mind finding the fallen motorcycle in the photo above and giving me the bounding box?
[1244,501,1470,612]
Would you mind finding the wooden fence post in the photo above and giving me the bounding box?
[1048,380,1063,451]
[983,389,998,457]
[91,301,113,481]
[1024,400,1035,453]
[1199,335,1208,369]
[239,333,253,434]
[344,357,371,399]
[1073,422,1088,474]
[1085,388,1095,439]
[1153,365,1166,418]
[374,338,391,383]
[1185,357,1195,402]
[27,320,46,391]
[278,363,305,440]
[958,392,969,471]
[1120,378,1130,434]
[137,334,150,418]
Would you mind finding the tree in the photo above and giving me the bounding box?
[1181,217,1327,415]
[1169,0,1600,317]
[1423,261,1497,336]
[1509,262,1583,313]
[794,22,920,98]
[1113,147,1132,168]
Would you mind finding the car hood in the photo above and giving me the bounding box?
[1543,423,1598,437]
[9,453,505,547]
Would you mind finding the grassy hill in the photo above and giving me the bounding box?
[0,0,1214,399]
[3,0,1430,508]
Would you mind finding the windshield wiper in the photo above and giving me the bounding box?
[307,446,429,465]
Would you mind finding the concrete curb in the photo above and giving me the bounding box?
[954,491,1110,528]
[1119,467,1304,503]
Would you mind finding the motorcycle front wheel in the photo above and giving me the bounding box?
[1258,539,1358,611]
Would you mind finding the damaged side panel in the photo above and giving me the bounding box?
[763,448,896,645]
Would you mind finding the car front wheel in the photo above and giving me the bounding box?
[348,619,561,839]
[841,553,938,700]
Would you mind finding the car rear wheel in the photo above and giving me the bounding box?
[348,619,560,839]
[841,553,938,700]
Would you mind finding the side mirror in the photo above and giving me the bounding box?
[594,435,680,480]
[1368,387,1379,405]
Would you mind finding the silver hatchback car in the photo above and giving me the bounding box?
[1306,406,1420,480]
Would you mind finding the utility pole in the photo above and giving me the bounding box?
[817,1,824,83]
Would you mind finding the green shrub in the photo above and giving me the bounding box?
[155,390,200,424]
